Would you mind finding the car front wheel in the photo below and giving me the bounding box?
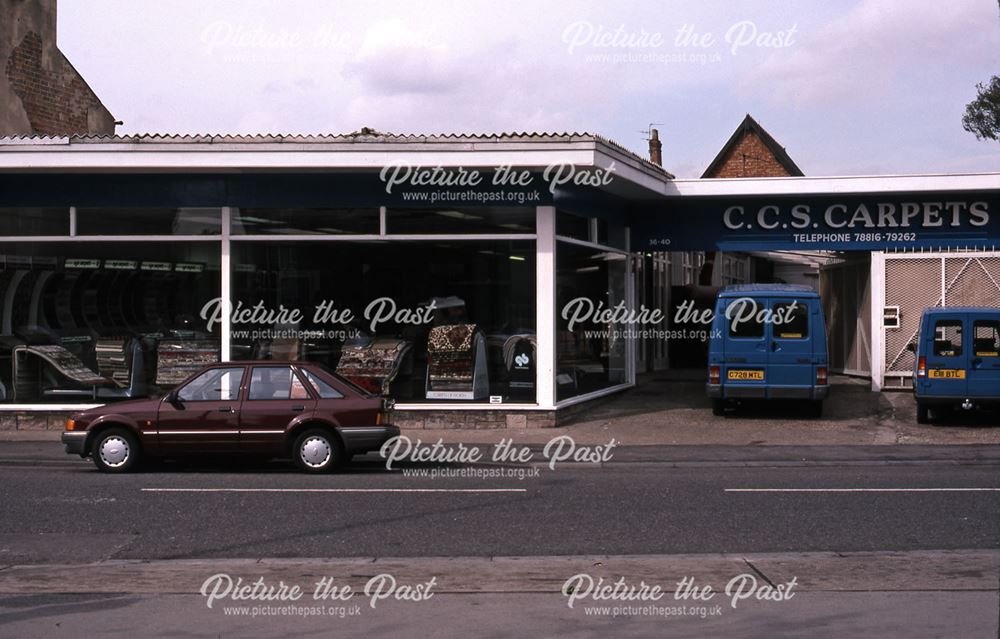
[292,428,343,474]
[91,428,140,473]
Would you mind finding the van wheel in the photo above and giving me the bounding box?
[292,428,344,473]
[711,399,726,416]
[807,400,823,419]
[92,428,141,473]
[916,403,930,424]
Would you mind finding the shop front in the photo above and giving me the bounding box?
[0,135,997,429]
[0,133,665,427]
[629,174,1000,390]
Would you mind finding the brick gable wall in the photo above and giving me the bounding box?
[4,30,114,136]
[704,130,794,178]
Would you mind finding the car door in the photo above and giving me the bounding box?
[767,297,814,395]
[156,366,246,453]
[969,316,1000,399]
[239,365,317,454]
[720,296,768,393]
[920,315,968,397]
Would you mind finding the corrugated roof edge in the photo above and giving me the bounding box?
[0,130,674,178]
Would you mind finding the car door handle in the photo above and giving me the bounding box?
[291,405,305,412]
[218,406,235,413]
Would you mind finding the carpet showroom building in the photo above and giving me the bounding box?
[0,131,997,428]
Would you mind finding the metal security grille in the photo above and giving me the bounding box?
[883,252,1000,388]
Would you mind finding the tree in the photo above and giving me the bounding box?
[962,75,1000,142]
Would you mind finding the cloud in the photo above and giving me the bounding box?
[740,0,1000,107]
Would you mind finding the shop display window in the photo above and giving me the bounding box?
[230,240,536,403]
[0,242,220,403]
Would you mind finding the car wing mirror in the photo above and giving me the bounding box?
[166,390,183,407]
[905,343,916,353]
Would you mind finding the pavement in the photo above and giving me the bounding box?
[0,551,997,638]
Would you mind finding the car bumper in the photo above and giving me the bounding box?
[707,385,829,400]
[339,425,400,453]
[61,431,88,456]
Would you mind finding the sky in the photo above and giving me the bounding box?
[58,0,1000,178]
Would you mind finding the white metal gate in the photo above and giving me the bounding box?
[880,251,1000,389]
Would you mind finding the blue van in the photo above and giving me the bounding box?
[911,307,1000,424]
[707,284,829,417]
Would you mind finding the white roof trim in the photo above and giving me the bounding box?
[666,173,1000,196]
[0,139,670,196]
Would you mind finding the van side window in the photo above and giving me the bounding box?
[726,300,765,339]
[973,320,1000,357]
[774,302,809,339]
[933,320,963,357]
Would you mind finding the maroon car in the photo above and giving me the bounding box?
[61,362,398,473]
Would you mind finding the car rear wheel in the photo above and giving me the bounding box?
[916,403,930,424]
[711,399,726,416]
[91,428,140,473]
[292,428,343,474]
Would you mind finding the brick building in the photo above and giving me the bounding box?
[702,113,803,179]
[1,0,115,136]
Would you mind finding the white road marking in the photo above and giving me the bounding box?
[141,487,528,493]
[725,488,1000,493]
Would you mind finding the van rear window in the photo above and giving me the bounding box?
[973,320,1000,357]
[726,300,765,339]
[774,302,809,339]
[933,320,963,357]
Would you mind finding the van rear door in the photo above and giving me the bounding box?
[969,316,1000,399]
[767,297,814,394]
[720,296,768,394]
[920,314,968,397]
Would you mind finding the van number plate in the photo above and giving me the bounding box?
[728,370,764,381]
[928,369,966,379]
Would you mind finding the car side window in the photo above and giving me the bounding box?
[773,301,809,339]
[177,367,244,402]
[248,366,300,400]
[303,370,344,399]
[973,320,999,357]
[933,320,963,357]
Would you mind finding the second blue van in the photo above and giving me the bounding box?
[911,307,1000,424]
[707,284,829,417]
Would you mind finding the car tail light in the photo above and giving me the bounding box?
[917,356,926,378]
[816,366,828,386]
[709,365,720,384]
[376,411,384,425]
[65,418,76,431]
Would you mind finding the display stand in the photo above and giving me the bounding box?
[503,334,536,399]
[155,339,219,386]
[425,324,489,400]
[335,338,411,395]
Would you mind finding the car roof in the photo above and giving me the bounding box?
[207,361,314,366]
[718,283,819,298]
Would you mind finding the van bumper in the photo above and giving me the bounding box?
[708,385,829,400]
[914,395,999,408]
